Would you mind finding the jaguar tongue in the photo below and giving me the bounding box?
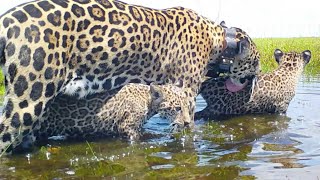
[225,78,248,92]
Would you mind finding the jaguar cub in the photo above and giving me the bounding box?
[196,49,311,119]
[37,83,191,140]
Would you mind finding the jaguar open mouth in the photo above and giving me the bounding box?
[226,75,255,92]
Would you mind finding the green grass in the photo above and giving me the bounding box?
[0,38,318,96]
[254,37,320,75]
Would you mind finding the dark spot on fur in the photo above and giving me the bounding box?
[96,0,113,9]
[30,82,43,101]
[90,25,108,42]
[19,45,31,67]
[129,6,142,22]
[108,28,126,50]
[71,4,85,17]
[33,47,46,71]
[43,30,60,49]
[63,12,75,31]
[6,42,15,57]
[114,1,126,10]
[91,46,104,54]
[76,34,89,52]
[11,113,21,128]
[37,1,55,11]
[114,77,127,87]
[88,5,105,21]
[7,25,20,39]
[38,20,46,26]
[2,133,11,142]
[57,80,64,91]
[3,17,14,28]
[14,75,28,97]
[156,74,163,82]
[129,79,142,83]
[141,9,155,25]
[0,37,6,64]
[86,75,95,82]
[44,67,53,80]
[34,102,43,116]
[74,0,90,4]
[23,4,42,18]
[5,99,13,118]
[47,10,61,26]
[101,52,108,60]
[108,10,121,25]
[112,58,122,67]
[76,19,91,32]
[45,83,55,97]
[19,100,28,109]
[25,25,40,43]
[51,0,68,8]
[102,79,112,90]
[0,124,4,134]
[29,72,36,81]
[12,10,28,23]
[92,83,99,89]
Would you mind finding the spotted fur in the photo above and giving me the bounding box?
[196,49,311,120]
[35,83,191,141]
[0,0,258,154]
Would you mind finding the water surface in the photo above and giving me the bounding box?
[0,75,319,179]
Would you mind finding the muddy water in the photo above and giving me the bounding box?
[0,75,319,179]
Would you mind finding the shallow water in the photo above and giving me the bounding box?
[0,75,320,179]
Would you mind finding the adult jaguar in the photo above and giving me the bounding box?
[33,21,261,143]
[196,49,311,120]
[0,0,257,154]
[37,83,191,141]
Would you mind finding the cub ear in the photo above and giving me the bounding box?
[150,84,163,104]
[274,49,283,64]
[302,50,311,64]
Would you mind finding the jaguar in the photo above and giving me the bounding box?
[37,83,191,140]
[0,0,255,154]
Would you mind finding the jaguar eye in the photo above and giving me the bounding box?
[175,107,182,111]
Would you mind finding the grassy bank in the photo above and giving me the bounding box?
[0,37,318,96]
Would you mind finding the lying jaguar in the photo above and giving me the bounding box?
[0,0,259,154]
[196,49,311,120]
[36,83,191,141]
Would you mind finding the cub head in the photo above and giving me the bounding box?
[150,83,192,132]
[274,49,311,67]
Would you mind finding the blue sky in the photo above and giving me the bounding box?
[1,0,319,38]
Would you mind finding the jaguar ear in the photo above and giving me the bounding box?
[302,50,311,64]
[150,84,163,104]
[237,38,250,59]
[274,49,283,64]
[220,20,227,28]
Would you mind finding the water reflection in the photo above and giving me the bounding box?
[0,75,319,179]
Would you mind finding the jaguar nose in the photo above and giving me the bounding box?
[240,78,246,84]
[184,121,190,127]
